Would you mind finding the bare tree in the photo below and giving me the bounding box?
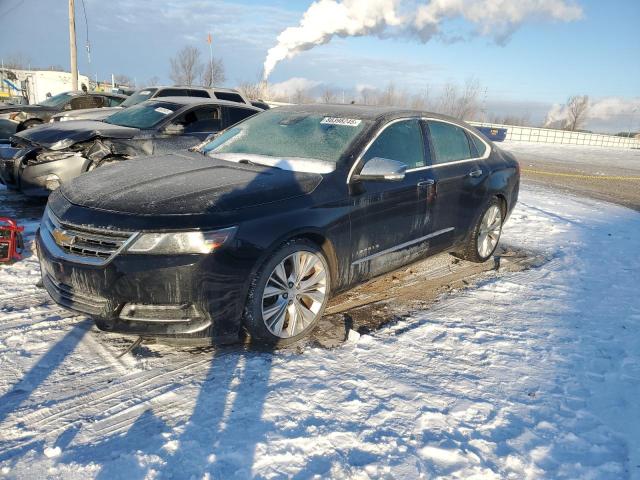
[321,88,337,104]
[201,57,226,87]
[292,87,312,104]
[2,52,32,70]
[377,82,401,106]
[565,95,589,131]
[237,80,269,100]
[146,76,160,87]
[436,78,481,120]
[169,46,204,86]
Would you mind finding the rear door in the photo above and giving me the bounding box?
[424,120,490,245]
[349,118,434,281]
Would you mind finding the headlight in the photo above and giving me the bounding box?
[126,227,237,255]
[49,138,76,151]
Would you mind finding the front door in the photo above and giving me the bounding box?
[349,118,434,282]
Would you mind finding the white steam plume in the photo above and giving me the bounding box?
[263,0,583,79]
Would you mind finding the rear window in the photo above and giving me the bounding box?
[215,92,244,103]
[188,89,211,98]
[156,88,189,97]
[121,88,158,107]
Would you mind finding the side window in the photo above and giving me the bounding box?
[174,106,222,133]
[226,107,258,127]
[362,119,425,170]
[69,95,103,110]
[156,88,188,97]
[469,133,487,157]
[215,92,245,103]
[188,89,211,98]
[427,121,472,164]
[107,96,126,107]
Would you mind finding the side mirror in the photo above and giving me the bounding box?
[164,123,185,136]
[352,157,407,182]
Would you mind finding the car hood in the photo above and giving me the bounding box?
[14,120,140,148]
[58,152,323,216]
[53,106,121,120]
[0,104,55,114]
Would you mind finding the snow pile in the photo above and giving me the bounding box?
[0,183,639,479]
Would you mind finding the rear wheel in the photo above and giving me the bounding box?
[455,198,504,263]
[244,239,330,346]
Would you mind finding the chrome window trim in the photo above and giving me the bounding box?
[351,227,454,266]
[347,116,492,183]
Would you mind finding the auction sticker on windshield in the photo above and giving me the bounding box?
[155,107,173,115]
[321,117,362,127]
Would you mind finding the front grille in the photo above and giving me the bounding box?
[42,209,137,265]
[42,273,108,316]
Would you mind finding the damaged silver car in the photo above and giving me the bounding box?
[0,97,262,196]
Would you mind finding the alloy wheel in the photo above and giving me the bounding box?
[477,205,502,258]
[261,251,328,338]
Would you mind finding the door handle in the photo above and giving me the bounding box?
[468,169,483,178]
[417,179,437,200]
[417,180,435,187]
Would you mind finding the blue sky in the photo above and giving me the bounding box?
[1,0,638,131]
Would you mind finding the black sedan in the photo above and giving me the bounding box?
[0,91,127,131]
[37,105,520,346]
[0,97,261,196]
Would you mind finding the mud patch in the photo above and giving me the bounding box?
[307,246,548,349]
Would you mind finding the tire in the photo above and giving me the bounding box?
[18,119,42,131]
[455,197,504,263]
[243,239,331,347]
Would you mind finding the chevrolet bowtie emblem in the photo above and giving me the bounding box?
[52,228,76,247]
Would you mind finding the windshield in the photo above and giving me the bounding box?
[201,110,370,166]
[120,88,158,107]
[104,101,180,129]
[38,92,73,108]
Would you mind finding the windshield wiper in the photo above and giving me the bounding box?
[238,158,281,169]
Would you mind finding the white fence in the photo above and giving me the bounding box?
[468,122,640,150]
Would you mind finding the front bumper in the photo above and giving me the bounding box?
[37,223,249,343]
[20,154,90,197]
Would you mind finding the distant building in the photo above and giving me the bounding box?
[0,68,90,104]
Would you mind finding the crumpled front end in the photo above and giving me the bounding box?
[18,137,148,196]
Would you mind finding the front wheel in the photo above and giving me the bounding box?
[244,239,331,346]
[455,198,504,263]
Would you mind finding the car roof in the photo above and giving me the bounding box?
[143,96,261,110]
[274,103,465,125]
[60,91,127,98]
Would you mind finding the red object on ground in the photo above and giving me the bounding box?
[0,217,25,263]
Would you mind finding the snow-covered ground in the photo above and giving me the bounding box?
[501,141,640,172]
[1,183,639,479]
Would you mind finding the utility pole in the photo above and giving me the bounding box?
[207,33,214,87]
[69,0,78,91]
